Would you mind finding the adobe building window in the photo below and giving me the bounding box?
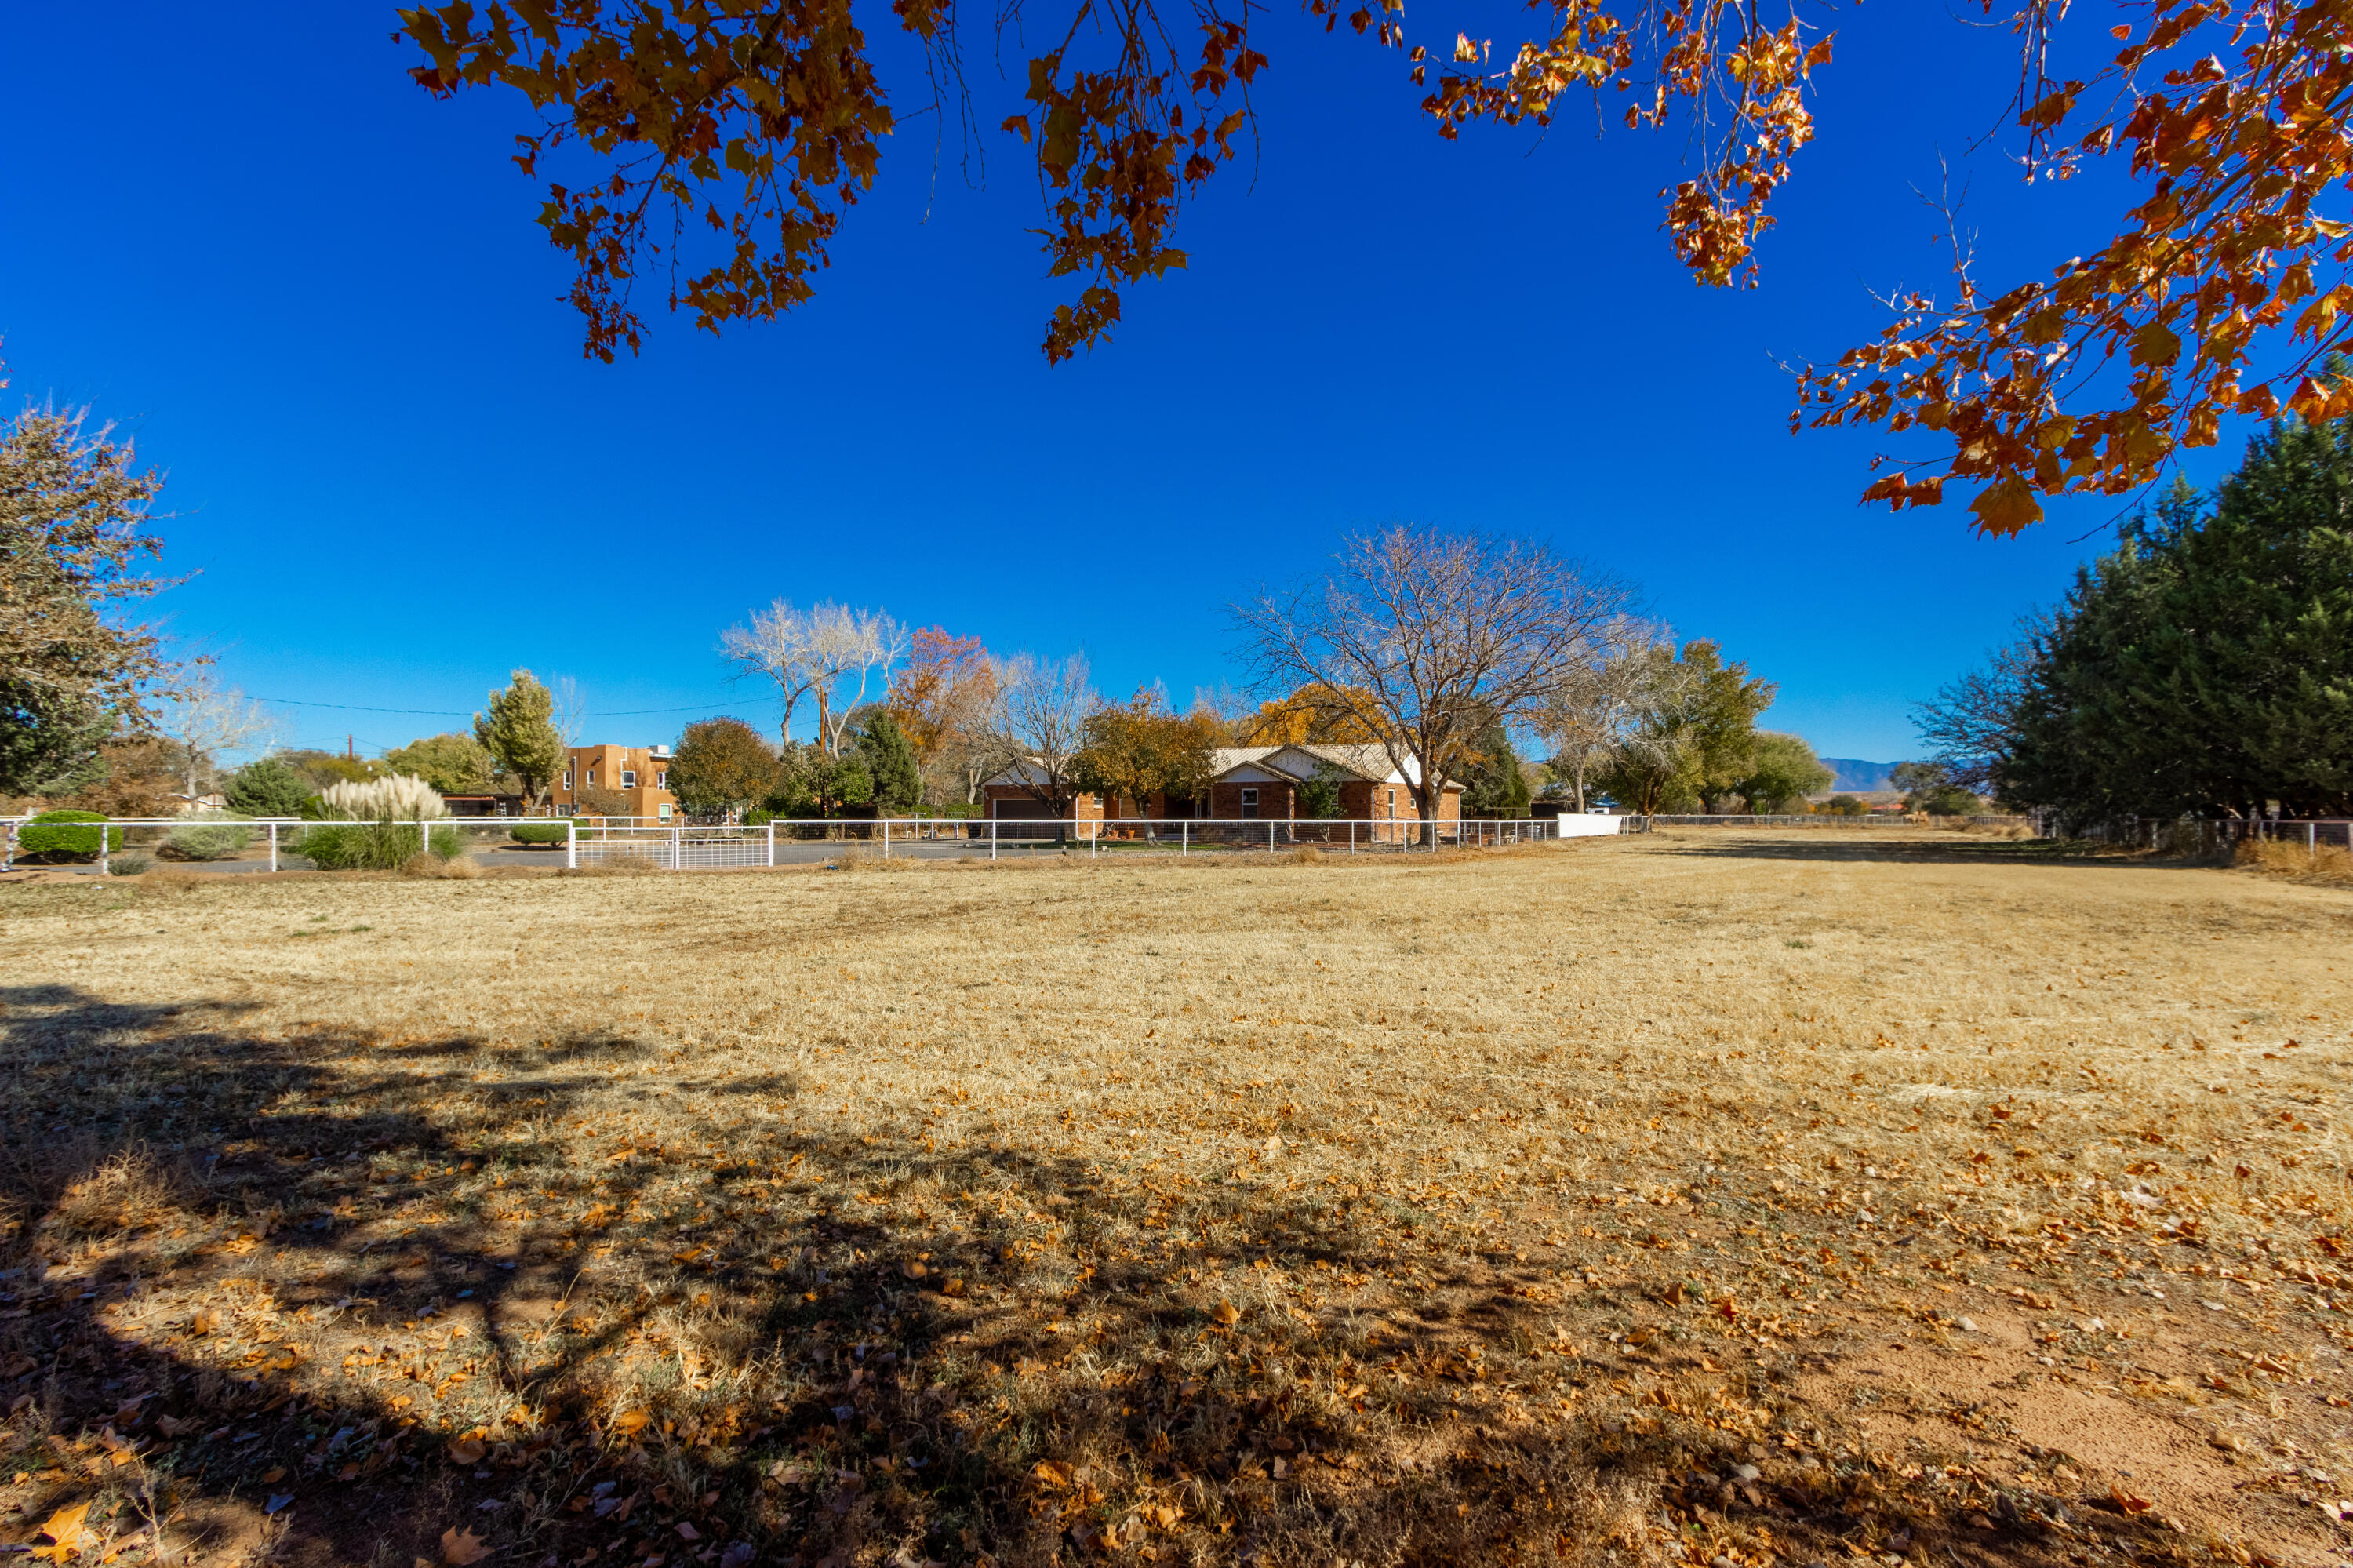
[622,769,637,788]
[562,769,573,788]
[656,770,667,788]
[587,769,595,786]
[1239,787,1258,819]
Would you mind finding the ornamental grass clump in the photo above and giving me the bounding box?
[162,813,255,861]
[295,774,460,870]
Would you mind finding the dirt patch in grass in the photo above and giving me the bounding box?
[0,830,2347,1568]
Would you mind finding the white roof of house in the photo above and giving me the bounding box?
[1208,744,1457,791]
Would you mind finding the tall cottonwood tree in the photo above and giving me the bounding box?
[722,600,907,755]
[0,387,178,799]
[1235,526,1634,842]
[397,3,2353,532]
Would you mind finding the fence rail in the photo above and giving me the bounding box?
[0,813,1622,874]
[1629,813,2033,829]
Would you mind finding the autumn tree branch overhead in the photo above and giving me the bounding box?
[401,2,2353,532]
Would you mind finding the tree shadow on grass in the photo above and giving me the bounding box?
[0,983,2175,1568]
[1641,832,2185,871]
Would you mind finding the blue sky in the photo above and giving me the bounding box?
[0,3,2248,762]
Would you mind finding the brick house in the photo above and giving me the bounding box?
[1200,744,1459,838]
[980,761,1106,828]
[551,743,681,821]
[980,744,1459,835]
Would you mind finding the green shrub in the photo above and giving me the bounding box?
[508,821,573,846]
[224,758,315,817]
[108,855,151,876]
[164,818,256,861]
[429,826,463,860]
[16,810,122,861]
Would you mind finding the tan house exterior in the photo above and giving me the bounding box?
[551,743,680,821]
[981,744,1459,838]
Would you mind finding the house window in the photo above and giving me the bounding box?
[562,769,573,789]
[586,769,595,787]
[622,769,637,788]
[658,802,672,822]
[656,769,667,789]
[1239,788,1258,819]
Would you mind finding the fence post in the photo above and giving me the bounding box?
[1268,820,1275,856]
[1091,819,1098,859]
[2310,821,2319,857]
[566,817,577,870]
[3,817,13,871]
[990,815,998,861]
[1181,820,1187,857]
[1350,820,1355,855]
[672,821,682,871]
[767,820,776,868]
[883,817,891,860]
[267,822,278,874]
[98,821,109,878]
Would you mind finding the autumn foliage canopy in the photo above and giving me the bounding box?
[399,1,2353,533]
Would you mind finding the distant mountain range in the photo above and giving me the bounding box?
[1820,758,1900,793]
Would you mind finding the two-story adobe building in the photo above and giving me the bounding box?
[551,743,681,821]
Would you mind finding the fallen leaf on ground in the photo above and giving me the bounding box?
[448,1438,486,1464]
[33,1502,89,1563]
[440,1527,491,1566]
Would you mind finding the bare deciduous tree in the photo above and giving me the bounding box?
[1912,613,2050,796]
[158,671,282,804]
[987,653,1100,816]
[1537,617,1664,812]
[1235,527,1638,842]
[722,600,907,755]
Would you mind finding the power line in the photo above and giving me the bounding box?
[256,696,752,718]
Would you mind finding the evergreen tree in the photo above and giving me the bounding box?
[854,709,922,812]
[223,756,315,817]
[1462,721,1532,817]
[1966,417,2353,825]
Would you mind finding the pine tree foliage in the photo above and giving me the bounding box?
[1937,417,2353,825]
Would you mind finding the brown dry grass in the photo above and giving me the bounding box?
[2236,839,2353,888]
[0,829,2348,1568]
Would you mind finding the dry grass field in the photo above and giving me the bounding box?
[0,830,2348,1568]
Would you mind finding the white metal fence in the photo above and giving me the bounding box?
[1628,813,2035,829]
[0,813,1624,874]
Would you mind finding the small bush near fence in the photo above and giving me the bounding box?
[162,819,256,861]
[16,810,122,862]
[296,823,464,871]
[509,823,572,846]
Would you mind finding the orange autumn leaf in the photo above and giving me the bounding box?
[447,1438,486,1465]
[440,1527,492,1566]
[33,1502,90,1563]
